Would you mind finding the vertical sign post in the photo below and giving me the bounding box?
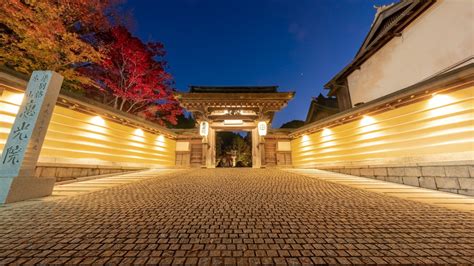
[0,71,63,203]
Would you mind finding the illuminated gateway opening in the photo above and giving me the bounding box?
[175,86,294,168]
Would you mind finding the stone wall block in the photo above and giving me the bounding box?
[469,166,474,177]
[402,176,420,187]
[341,169,352,175]
[40,167,57,178]
[458,178,474,190]
[439,188,459,194]
[80,168,89,177]
[387,167,405,176]
[404,167,421,177]
[35,168,42,178]
[421,166,446,177]
[71,168,83,178]
[460,189,474,196]
[418,177,437,189]
[386,176,403,184]
[33,166,135,183]
[320,164,473,196]
[435,177,460,189]
[99,169,111,175]
[88,168,100,176]
[93,168,101,175]
[350,168,361,176]
[373,168,388,177]
[444,166,470,178]
[359,168,374,177]
[57,168,74,178]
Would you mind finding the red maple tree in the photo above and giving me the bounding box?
[82,26,182,125]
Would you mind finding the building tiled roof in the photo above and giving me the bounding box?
[305,94,339,123]
[189,86,278,93]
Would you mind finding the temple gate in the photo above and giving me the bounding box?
[176,86,294,168]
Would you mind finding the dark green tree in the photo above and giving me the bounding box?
[232,136,252,167]
[216,132,252,167]
[166,113,196,129]
[280,120,305,129]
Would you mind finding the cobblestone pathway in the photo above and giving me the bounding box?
[0,168,473,264]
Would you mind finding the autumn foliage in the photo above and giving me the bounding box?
[0,0,182,125]
[0,0,112,88]
[81,26,182,125]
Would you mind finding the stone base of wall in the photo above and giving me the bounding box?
[318,164,474,196]
[34,166,144,183]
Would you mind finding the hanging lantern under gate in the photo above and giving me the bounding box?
[199,121,209,137]
[257,121,267,136]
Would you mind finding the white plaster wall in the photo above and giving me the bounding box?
[347,0,474,105]
[277,141,292,151]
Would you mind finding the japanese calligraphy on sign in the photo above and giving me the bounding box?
[2,145,22,165]
[0,71,63,178]
[12,121,30,141]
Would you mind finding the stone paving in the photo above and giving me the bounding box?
[0,168,473,264]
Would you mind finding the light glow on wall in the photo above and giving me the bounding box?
[134,128,145,137]
[302,134,310,143]
[1,93,23,115]
[321,128,332,137]
[82,132,108,141]
[360,115,376,126]
[428,94,453,108]
[86,116,107,134]
[292,86,474,168]
[428,94,461,121]
[321,127,334,143]
[90,116,106,126]
[0,115,14,123]
[5,93,24,105]
[359,131,383,140]
[131,128,146,146]
[157,134,165,142]
[154,134,166,150]
[1,86,176,168]
[359,115,379,134]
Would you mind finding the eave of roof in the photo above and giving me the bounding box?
[305,99,339,123]
[188,85,279,93]
[175,91,295,101]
